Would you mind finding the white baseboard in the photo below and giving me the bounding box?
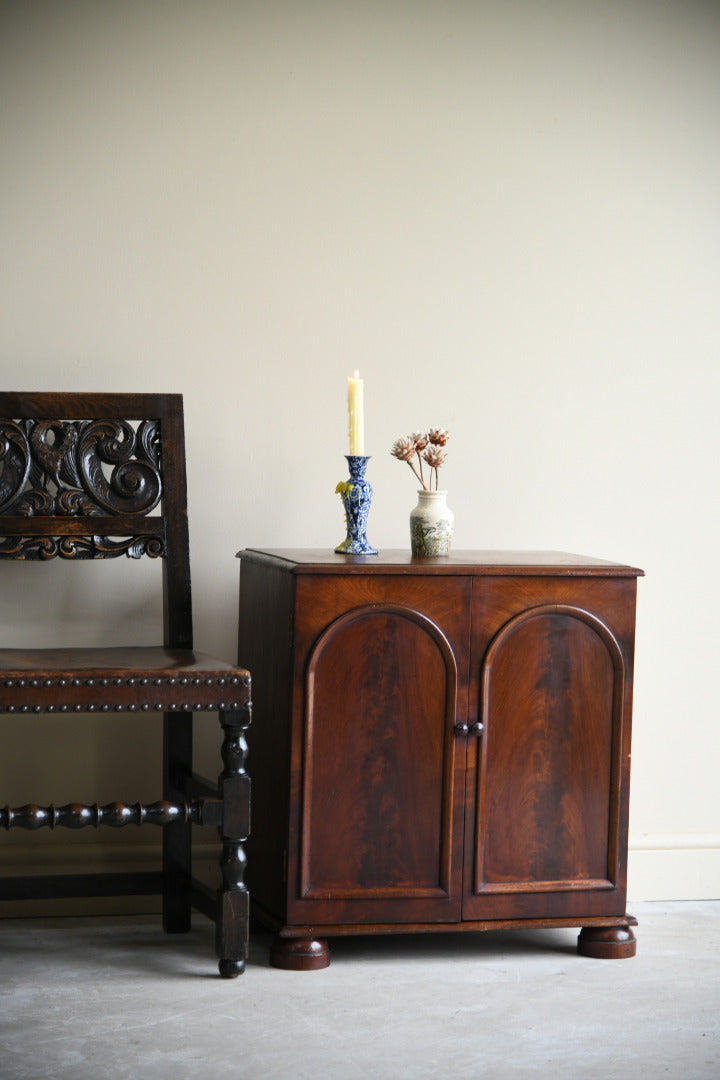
[628,834,720,902]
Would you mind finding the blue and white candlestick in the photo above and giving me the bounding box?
[335,455,378,555]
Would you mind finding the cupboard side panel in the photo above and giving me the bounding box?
[237,558,296,926]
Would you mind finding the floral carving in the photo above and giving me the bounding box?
[0,416,164,560]
[0,418,161,516]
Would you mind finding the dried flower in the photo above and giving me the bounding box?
[390,436,417,463]
[391,427,449,490]
[423,445,446,470]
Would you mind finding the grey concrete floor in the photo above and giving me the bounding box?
[0,901,718,1080]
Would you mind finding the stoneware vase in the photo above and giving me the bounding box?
[410,489,454,556]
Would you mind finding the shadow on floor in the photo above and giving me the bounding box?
[0,913,581,979]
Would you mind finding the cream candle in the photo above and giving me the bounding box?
[347,370,364,456]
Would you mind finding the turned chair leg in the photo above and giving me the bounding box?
[216,706,252,977]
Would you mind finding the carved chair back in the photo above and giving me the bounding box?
[0,392,192,649]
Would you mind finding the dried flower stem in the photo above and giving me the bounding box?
[415,450,426,488]
[408,458,425,487]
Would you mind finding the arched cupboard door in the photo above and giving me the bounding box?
[464,603,628,921]
[291,601,467,926]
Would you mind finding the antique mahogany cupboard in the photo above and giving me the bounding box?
[237,548,642,970]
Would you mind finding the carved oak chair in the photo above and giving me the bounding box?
[0,392,250,977]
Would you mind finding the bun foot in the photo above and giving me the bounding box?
[218,957,245,978]
[578,920,637,959]
[270,936,330,970]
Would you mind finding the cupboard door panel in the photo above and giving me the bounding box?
[466,604,625,917]
[292,602,464,924]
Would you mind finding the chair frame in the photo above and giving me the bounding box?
[0,392,250,976]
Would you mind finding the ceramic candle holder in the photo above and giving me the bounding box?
[335,455,378,555]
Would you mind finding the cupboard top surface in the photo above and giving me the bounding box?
[237,548,643,577]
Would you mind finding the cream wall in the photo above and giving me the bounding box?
[1,1,718,902]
